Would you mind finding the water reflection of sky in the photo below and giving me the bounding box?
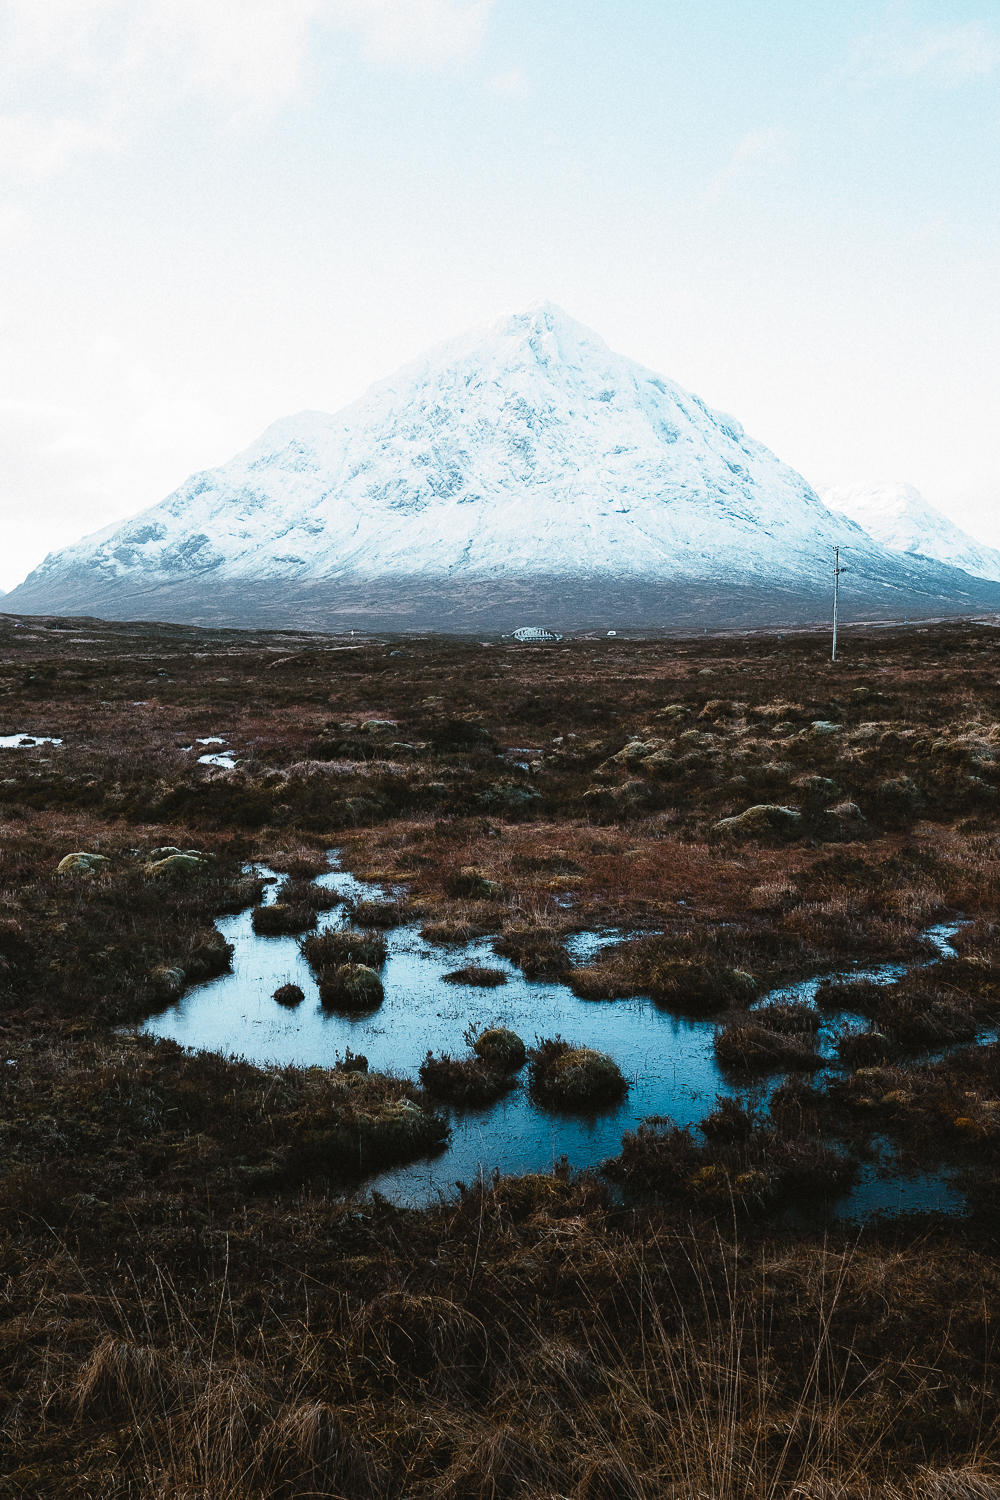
[139,856,968,1216]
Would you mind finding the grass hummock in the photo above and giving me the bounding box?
[300,927,388,972]
[273,983,305,1007]
[472,1027,527,1071]
[418,1051,516,1107]
[528,1036,628,1109]
[317,963,384,1011]
[251,902,317,936]
[442,965,507,987]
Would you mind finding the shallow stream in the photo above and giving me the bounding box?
[140,856,970,1217]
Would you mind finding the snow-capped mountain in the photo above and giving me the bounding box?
[7,303,999,629]
[821,481,1000,585]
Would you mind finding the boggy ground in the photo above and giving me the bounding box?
[4,610,1000,1495]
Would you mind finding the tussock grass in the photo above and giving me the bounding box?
[318,962,384,1011]
[300,927,387,971]
[7,615,1000,1493]
[351,897,408,928]
[528,1035,629,1108]
[251,901,318,935]
[418,1050,516,1106]
[493,923,572,977]
[714,1017,824,1072]
[442,964,507,986]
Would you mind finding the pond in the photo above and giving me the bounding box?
[139,855,969,1217]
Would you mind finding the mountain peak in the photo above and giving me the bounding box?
[821,480,1000,583]
[8,306,1000,628]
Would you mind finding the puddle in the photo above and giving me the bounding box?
[0,734,63,749]
[140,856,971,1216]
[193,736,236,768]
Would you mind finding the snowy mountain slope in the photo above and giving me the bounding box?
[820,481,1000,584]
[7,302,999,627]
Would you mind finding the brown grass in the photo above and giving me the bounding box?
[5,613,1000,1492]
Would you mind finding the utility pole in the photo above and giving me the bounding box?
[832,547,848,662]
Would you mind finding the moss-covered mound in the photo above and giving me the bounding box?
[528,1037,628,1109]
[712,805,802,840]
[472,1027,527,1071]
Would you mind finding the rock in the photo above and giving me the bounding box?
[712,805,802,839]
[609,738,666,765]
[803,720,843,737]
[476,782,542,812]
[56,851,110,874]
[583,780,655,813]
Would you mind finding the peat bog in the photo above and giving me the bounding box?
[4,610,1000,1495]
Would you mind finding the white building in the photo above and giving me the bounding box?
[511,626,563,642]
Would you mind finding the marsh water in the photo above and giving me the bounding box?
[140,856,969,1217]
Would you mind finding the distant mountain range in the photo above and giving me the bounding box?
[6,302,999,629]
[820,480,1000,585]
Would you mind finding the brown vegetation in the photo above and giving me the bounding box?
[4,610,1000,1490]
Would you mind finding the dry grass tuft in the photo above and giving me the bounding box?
[442,965,507,987]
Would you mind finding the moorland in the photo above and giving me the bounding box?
[3,609,1000,1497]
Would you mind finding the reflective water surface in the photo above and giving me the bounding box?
[140,855,970,1215]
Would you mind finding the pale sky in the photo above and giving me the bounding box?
[1,0,998,591]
